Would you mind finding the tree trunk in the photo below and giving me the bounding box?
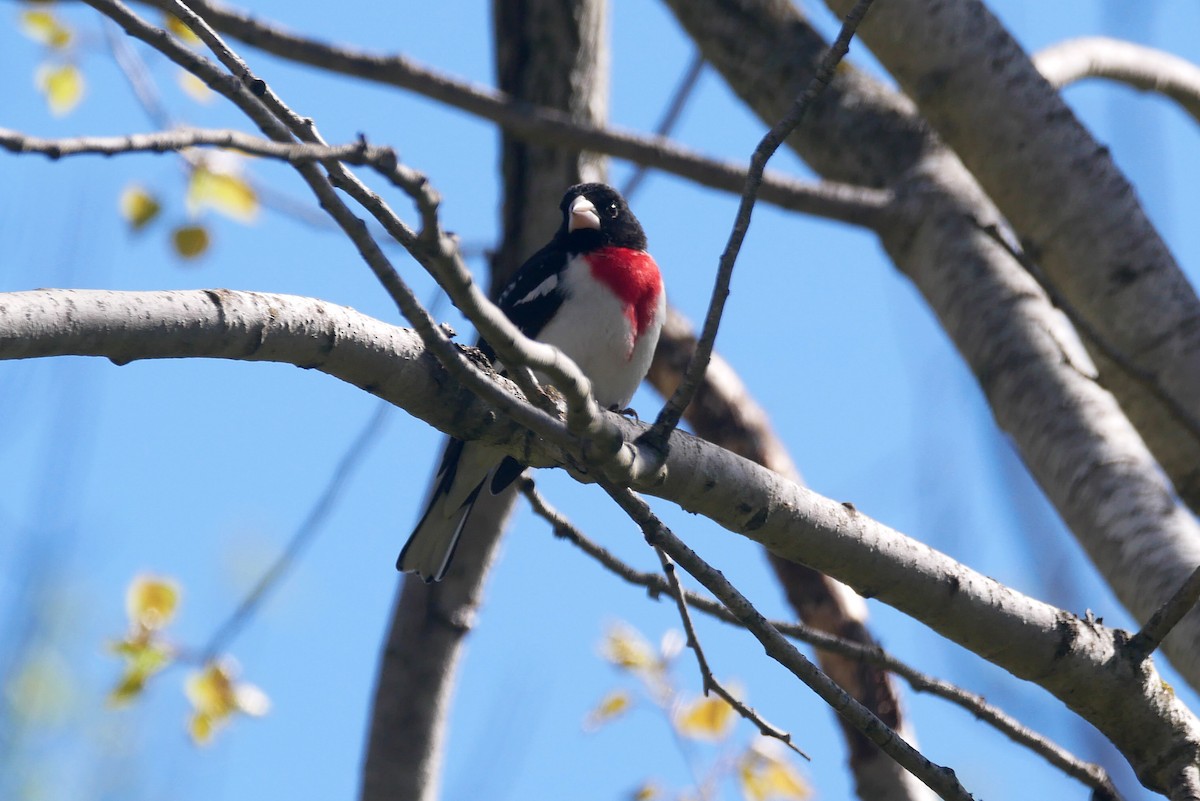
[359,2,609,799]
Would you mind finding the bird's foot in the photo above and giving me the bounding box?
[608,404,640,422]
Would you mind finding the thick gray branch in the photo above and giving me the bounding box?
[663,0,1200,709]
[650,306,932,801]
[2,287,1199,794]
[823,0,1200,516]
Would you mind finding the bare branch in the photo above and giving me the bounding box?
[115,0,891,229]
[1035,36,1200,125]
[1130,564,1200,663]
[977,221,1200,446]
[646,0,875,448]
[3,287,1198,792]
[621,52,705,199]
[82,0,584,463]
[517,478,1122,800]
[0,125,398,171]
[652,545,808,758]
[824,0,1200,518]
[598,482,972,801]
[170,0,621,449]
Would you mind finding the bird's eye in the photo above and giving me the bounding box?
[609,202,619,217]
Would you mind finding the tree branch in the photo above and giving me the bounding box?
[1,287,1197,793]
[1130,564,1200,663]
[0,125,401,172]
[647,0,875,447]
[652,544,808,758]
[823,0,1200,517]
[599,482,971,801]
[518,478,1123,800]
[666,0,1200,709]
[110,0,892,230]
[1034,36,1200,125]
[649,305,932,800]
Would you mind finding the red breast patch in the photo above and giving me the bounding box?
[585,247,663,339]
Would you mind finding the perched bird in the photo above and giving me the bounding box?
[398,183,666,581]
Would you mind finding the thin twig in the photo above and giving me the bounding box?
[646,0,876,449]
[595,481,973,801]
[1129,563,1200,662]
[103,18,176,130]
[516,478,1121,799]
[203,400,390,659]
[83,0,573,453]
[121,0,892,229]
[653,545,809,759]
[622,52,705,200]
[167,0,609,443]
[0,125,393,170]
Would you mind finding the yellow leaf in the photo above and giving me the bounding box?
[583,689,632,731]
[739,743,810,801]
[631,781,662,801]
[125,574,180,630]
[189,711,216,745]
[675,693,735,740]
[109,668,149,706]
[187,166,258,223]
[35,63,84,117]
[164,14,203,47]
[601,622,657,672]
[119,185,162,231]
[172,225,210,259]
[108,637,173,705]
[20,9,73,48]
[185,660,270,744]
[186,662,238,719]
[178,70,214,103]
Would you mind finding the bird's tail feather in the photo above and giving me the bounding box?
[397,480,481,582]
[397,438,497,582]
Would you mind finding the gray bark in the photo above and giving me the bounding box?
[649,308,933,801]
[661,0,1200,694]
[3,286,1200,795]
[822,0,1200,520]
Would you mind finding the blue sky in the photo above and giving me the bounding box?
[3,2,1200,800]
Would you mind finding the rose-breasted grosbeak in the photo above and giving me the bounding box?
[398,183,666,581]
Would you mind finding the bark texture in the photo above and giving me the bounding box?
[649,308,933,801]
[821,0,1200,516]
[661,0,1200,694]
[5,287,1200,794]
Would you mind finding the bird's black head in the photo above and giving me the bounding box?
[557,183,648,252]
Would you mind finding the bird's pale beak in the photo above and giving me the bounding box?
[568,195,601,233]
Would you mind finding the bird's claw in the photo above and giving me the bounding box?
[608,404,640,422]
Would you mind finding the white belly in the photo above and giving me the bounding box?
[534,259,664,409]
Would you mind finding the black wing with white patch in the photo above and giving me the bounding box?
[496,244,571,343]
